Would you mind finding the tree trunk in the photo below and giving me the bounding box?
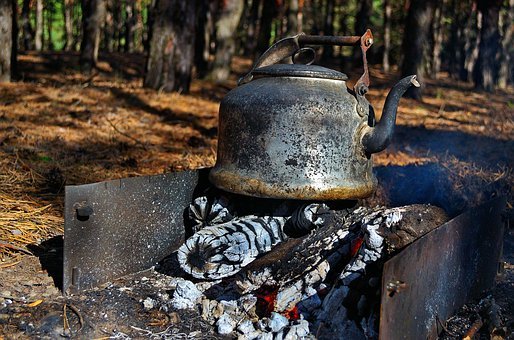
[73,1,82,47]
[11,0,16,78]
[144,0,197,93]
[382,0,391,72]
[447,0,466,80]
[80,0,106,73]
[297,0,303,33]
[0,0,15,82]
[35,0,43,51]
[310,0,322,35]
[474,0,501,91]
[498,0,513,89]
[45,2,54,51]
[286,0,299,36]
[143,1,153,53]
[194,0,216,78]
[134,0,143,52]
[244,0,261,56]
[463,2,480,82]
[355,0,372,35]
[103,1,113,52]
[124,0,136,52]
[256,0,277,55]
[111,0,121,52]
[208,0,244,82]
[63,0,74,50]
[400,0,436,100]
[430,0,445,78]
[322,0,335,59]
[20,0,34,50]
[353,0,372,62]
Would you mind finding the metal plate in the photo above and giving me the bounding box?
[380,197,505,339]
[63,169,209,295]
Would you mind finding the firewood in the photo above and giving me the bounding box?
[236,204,447,316]
[177,215,289,280]
[178,198,334,280]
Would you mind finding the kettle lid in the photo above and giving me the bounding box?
[252,64,348,81]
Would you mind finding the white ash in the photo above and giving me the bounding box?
[142,297,155,310]
[237,322,262,340]
[274,281,304,312]
[256,332,274,340]
[284,319,312,339]
[219,299,238,314]
[217,313,236,335]
[269,312,289,333]
[170,279,203,310]
[256,318,270,331]
[287,203,331,235]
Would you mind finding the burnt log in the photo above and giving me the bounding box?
[237,204,447,315]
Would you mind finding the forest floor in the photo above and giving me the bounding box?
[0,51,513,338]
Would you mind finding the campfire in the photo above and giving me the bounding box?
[141,193,449,339]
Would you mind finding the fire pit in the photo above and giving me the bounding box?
[61,31,506,339]
[63,172,505,339]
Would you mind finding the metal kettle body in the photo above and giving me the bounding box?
[209,30,419,200]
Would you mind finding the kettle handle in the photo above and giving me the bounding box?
[238,30,374,91]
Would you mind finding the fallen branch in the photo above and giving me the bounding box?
[0,241,33,255]
[63,303,84,335]
[105,117,148,150]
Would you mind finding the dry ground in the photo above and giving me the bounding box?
[0,51,513,338]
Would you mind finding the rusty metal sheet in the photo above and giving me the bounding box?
[380,197,505,339]
[63,169,210,295]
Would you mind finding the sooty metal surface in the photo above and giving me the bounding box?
[379,197,505,339]
[63,169,209,295]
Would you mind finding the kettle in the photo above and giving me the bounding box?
[209,30,419,200]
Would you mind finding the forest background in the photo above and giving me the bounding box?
[0,0,512,95]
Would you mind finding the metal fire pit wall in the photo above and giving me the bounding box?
[379,197,505,339]
[63,169,209,295]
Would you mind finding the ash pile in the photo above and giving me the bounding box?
[150,193,448,339]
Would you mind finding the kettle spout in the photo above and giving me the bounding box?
[361,75,420,154]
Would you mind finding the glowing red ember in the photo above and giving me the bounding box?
[284,305,300,320]
[350,236,364,257]
[255,285,279,317]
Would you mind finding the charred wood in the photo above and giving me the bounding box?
[315,205,448,339]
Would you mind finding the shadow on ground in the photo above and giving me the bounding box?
[28,236,64,291]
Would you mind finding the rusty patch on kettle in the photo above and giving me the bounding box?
[209,170,377,200]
